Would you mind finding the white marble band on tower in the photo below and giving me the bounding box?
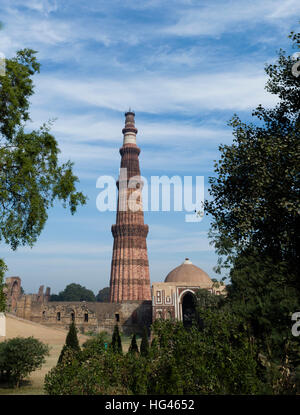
[123,132,136,145]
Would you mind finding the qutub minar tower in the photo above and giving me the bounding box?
[3,112,225,333]
[109,111,151,302]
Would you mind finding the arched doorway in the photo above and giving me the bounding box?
[182,291,196,328]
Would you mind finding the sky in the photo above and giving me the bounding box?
[0,0,299,295]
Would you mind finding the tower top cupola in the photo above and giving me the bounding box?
[122,110,138,145]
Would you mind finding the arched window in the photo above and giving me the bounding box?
[84,313,88,322]
[57,312,61,321]
[182,292,196,328]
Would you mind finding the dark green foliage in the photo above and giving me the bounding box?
[45,348,130,395]
[81,333,106,359]
[96,287,110,302]
[140,326,149,357]
[0,337,49,387]
[66,321,80,351]
[111,324,122,354]
[128,333,139,354]
[50,283,96,302]
[204,27,299,280]
[203,26,300,394]
[58,321,80,364]
[57,344,69,365]
[44,318,266,395]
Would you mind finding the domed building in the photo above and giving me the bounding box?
[152,258,226,326]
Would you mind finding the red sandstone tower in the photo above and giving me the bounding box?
[109,111,151,302]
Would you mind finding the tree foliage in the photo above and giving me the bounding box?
[140,326,149,357]
[44,317,268,395]
[96,287,110,302]
[81,333,106,360]
[128,333,139,355]
[0,336,49,387]
[58,321,80,364]
[204,26,300,386]
[0,48,87,307]
[205,28,299,275]
[50,283,96,302]
[111,324,122,354]
[0,49,86,251]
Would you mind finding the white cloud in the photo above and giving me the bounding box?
[1,241,112,256]
[34,67,276,116]
[148,232,214,253]
[164,0,300,37]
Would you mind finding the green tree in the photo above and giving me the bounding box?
[81,333,106,359]
[0,337,49,387]
[128,333,139,354]
[50,283,96,302]
[58,321,80,364]
[96,287,110,302]
[0,48,86,307]
[140,326,149,357]
[204,27,300,369]
[111,324,122,354]
[205,27,299,277]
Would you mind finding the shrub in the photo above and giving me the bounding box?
[0,337,49,387]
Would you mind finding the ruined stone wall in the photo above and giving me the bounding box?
[4,277,22,312]
[15,298,152,334]
[5,277,152,334]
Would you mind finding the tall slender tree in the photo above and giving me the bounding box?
[111,324,122,354]
[58,321,80,364]
[140,326,149,357]
[128,333,139,354]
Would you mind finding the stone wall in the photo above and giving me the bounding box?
[5,277,152,335]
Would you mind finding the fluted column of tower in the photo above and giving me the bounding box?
[109,111,151,302]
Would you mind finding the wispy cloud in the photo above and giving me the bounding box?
[0,0,297,292]
[34,68,276,116]
[164,0,300,37]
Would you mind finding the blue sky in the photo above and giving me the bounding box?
[0,0,299,295]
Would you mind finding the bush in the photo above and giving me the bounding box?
[0,337,49,387]
[81,333,106,359]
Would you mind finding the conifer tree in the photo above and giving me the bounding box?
[65,321,80,351]
[128,333,139,354]
[140,326,149,357]
[111,324,122,354]
[58,321,80,364]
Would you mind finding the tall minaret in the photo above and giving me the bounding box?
[109,111,151,302]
